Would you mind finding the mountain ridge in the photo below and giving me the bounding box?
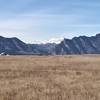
[55,33,100,55]
[0,34,100,55]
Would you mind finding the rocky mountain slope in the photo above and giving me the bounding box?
[0,36,55,55]
[0,34,100,55]
[55,34,100,54]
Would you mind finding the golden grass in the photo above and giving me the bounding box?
[0,55,100,100]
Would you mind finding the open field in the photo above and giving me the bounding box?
[0,55,100,100]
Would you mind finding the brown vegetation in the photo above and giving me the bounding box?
[0,55,100,100]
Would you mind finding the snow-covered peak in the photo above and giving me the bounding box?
[33,37,64,44]
[47,37,64,44]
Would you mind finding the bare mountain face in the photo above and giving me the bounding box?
[0,36,34,55]
[55,34,100,55]
[0,34,100,55]
[0,36,56,55]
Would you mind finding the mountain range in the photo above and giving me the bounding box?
[0,34,100,55]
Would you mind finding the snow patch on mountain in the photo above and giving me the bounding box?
[33,37,64,44]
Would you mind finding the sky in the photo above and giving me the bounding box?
[0,0,100,43]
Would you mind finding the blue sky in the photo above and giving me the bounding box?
[0,0,100,43]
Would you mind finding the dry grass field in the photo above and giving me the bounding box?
[0,55,100,100]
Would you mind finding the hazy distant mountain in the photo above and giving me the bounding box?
[0,34,100,55]
[32,37,64,44]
